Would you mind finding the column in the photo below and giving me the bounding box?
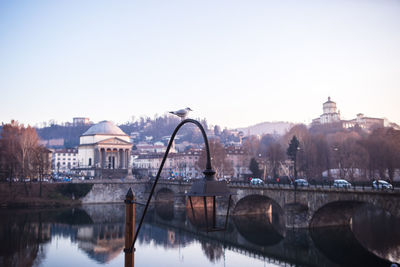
[101,148,106,168]
[121,149,125,169]
[113,148,117,169]
[94,148,100,168]
[126,149,130,169]
[119,149,123,169]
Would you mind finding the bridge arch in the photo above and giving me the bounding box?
[233,194,283,217]
[233,194,285,242]
[310,200,365,228]
[155,187,175,203]
[154,188,175,221]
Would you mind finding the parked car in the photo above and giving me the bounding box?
[250,178,264,185]
[333,179,351,188]
[218,177,231,184]
[294,179,309,187]
[372,180,393,189]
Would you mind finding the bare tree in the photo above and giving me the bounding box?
[266,142,284,179]
[33,146,52,197]
[196,139,233,178]
[242,135,261,158]
[0,121,44,193]
[0,121,22,182]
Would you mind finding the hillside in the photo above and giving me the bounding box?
[236,121,294,136]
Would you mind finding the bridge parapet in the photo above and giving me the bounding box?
[81,180,400,228]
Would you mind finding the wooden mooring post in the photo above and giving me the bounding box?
[124,188,135,267]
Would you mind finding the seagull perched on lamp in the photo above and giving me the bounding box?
[169,107,193,120]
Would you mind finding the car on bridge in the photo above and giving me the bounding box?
[333,179,351,188]
[250,178,264,185]
[294,179,309,187]
[372,180,393,189]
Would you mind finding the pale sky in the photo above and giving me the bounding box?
[1,0,399,128]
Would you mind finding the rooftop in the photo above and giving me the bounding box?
[82,121,127,136]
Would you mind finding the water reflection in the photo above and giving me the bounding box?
[76,223,125,263]
[311,226,391,266]
[351,204,400,263]
[233,214,283,246]
[0,210,50,267]
[0,203,399,266]
[200,241,224,263]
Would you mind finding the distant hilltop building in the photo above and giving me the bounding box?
[73,117,91,126]
[312,97,385,131]
[312,97,341,124]
[77,121,132,179]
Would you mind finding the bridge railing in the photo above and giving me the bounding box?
[144,178,398,193]
[228,180,398,193]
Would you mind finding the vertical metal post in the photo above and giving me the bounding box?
[224,195,232,230]
[189,196,196,220]
[213,196,216,229]
[203,196,209,231]
[124,188,135,267]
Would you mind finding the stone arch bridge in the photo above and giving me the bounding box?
[82,180,400,228]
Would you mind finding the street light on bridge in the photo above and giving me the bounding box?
[124,119,233,262]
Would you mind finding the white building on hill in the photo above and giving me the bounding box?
[312,97,385,131]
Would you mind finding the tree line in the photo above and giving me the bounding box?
[0,121,51,186]
[195,124,400,183]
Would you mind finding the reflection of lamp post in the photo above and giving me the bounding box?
[124,119,232,257]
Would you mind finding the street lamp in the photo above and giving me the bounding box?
[333,147,341,178]
[124,119,232,254]
[187,167,232,232]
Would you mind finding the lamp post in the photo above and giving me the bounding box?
[333,147,341,178]
[124,119,232,257]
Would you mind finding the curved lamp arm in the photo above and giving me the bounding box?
[125,119,214,253]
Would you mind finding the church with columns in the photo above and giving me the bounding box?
[77,121,132,178]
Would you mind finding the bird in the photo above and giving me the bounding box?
[169,107,193,121]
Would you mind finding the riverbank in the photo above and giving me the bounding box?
[0,182,93,208]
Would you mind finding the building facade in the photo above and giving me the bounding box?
[132,147,254,180]
[312,97,341,125]
[226,147,251,179]
[312,97,385,131]
[131,150,202,179]
[77,121,132,178]
[52,148,78,173]
[73,117,91,126]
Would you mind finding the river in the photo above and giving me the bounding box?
[0,203,399,267]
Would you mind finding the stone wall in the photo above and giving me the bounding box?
[79,181,400,229]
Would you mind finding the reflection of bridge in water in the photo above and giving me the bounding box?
[140,200,396,266]
[142,204,335,266]
[1,203,396,267]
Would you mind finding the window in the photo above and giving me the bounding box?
[89,158,92,166]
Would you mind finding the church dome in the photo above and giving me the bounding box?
[82,121,127,136]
